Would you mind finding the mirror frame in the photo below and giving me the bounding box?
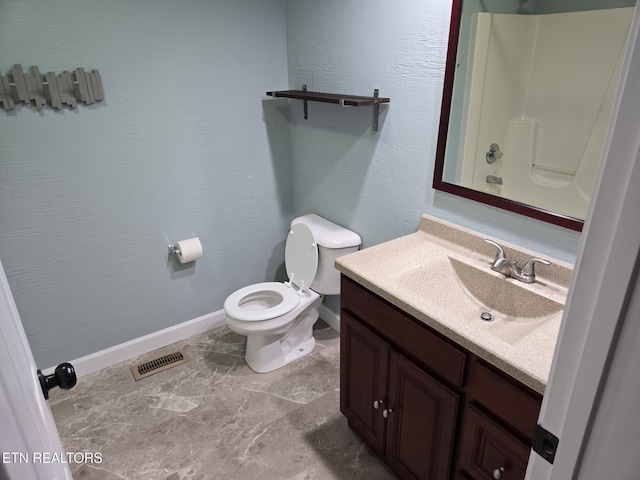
[433,0,584,232]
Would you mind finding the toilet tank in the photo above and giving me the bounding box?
[291,214,361,295]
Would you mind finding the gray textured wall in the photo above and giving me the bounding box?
[2,0,590,368]
[0,0,292,367]
[286,0,581,259]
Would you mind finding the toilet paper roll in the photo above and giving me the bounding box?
[176,237,203,264]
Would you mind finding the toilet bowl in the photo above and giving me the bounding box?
[223,214,361,373]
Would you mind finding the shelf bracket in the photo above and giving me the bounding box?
[373,89,380,132]
[302,84,308,120]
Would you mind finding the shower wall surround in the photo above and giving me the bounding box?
[0,0,291,367]
[451,8,632,220]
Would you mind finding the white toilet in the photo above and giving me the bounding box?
[224,213,361,373]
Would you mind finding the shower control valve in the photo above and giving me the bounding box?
[486,143,504,163]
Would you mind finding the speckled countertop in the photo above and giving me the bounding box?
[335,215,573,394]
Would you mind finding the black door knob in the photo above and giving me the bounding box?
[37,362,77,400]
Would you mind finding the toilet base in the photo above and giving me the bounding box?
[244,300,321,373]
[246,335,316,373]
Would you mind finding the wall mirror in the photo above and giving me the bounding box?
[434,0,636,231]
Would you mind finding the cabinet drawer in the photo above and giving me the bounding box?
[459,405,530,480]
[469,362,541,441]
[341,276,466,388]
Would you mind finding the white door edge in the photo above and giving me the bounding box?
[0,260,72,480]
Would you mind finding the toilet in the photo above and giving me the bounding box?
[224,213,361,373]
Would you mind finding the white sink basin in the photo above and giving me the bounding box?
[395,255,563,345]
[448,257,563,318]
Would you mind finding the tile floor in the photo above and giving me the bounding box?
[49,321,394,480]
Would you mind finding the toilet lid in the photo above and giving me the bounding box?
[285,223,318,291]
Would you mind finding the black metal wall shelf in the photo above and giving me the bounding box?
[266,85,389,131]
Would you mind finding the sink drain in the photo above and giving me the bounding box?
[480,312,494,322]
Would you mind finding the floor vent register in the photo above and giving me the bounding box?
[131,351,190,381]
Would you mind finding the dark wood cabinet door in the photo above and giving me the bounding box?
[459,405,530,480]
[385,351,459,480]
[340,312,390,455]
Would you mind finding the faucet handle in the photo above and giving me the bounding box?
[484,239,506,264]
[522,258,551,276]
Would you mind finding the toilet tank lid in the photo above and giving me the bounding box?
[291,214,362,249]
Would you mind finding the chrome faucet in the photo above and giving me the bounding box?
[484,239,550,284]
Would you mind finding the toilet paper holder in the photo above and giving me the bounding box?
[167,237,204,264]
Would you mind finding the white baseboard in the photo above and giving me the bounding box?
[52,305,338,379]
[45,310,227,378]
[319,304,340,332]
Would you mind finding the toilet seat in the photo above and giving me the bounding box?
[224,222,320,324]
[223,282,301,322]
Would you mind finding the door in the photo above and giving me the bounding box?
[340,312,390,455]
[0,260,72,480]
[385,351,458,480]
[525,4,640,479]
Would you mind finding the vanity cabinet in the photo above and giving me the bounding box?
[341,313,458,478]
[340,276,542,480]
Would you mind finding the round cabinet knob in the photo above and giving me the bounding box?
[382,408,393,418]
[373,399,384,409]
[493,467,505,479]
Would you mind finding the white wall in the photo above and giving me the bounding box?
[0,0,292,367]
